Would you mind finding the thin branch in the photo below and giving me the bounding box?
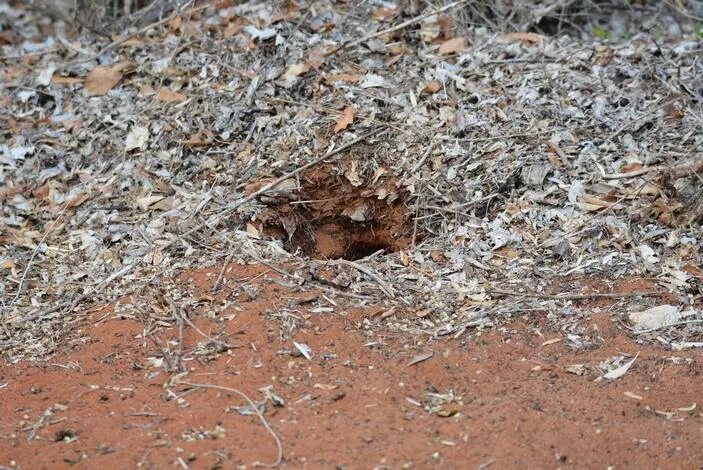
[487,288,663,300]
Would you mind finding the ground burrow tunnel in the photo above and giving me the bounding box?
[245,162,415,260]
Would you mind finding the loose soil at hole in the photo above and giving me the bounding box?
[1,263,701,469]
[245,162,414,260]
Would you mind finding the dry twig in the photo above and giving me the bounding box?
[487,288,663,301]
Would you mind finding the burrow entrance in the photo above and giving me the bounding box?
[245,162,415,260]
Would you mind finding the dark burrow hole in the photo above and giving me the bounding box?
[248,162,416,261]
[281,218,404,261]
[343,241,392,261]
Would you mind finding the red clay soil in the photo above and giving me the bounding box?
[1,264,702,469]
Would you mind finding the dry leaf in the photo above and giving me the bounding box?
[271,4,301,23]
[51,75,83,85]
[420,13,440,43]
[66,192,92,208]
[169,16,182,32]
[423,80,441,94]
[385,54,402,67]
[494,247,518,260]
[372,7,399,22]
[629,305,680,330]
[325,73,362,83]
[437,14,455,39]
[125,125,149,152]
[541,338,562,346]
[284,63,310,79]
[157,88,187,103]
[119,37,147,48]
[333,107,355,133]
[313,383,338,391]
[223,21,243,38]
[683,264,703,280]
[305,47,326,68]
[0,30,15,45]
[503,32,544,46]
[84,61,132,96]
[184,130,215,147]
[438,37,466,55]
[1,258,16,269]
[565,364,586,375]
[603,353,639,380]
[408,351,434,366]
[293,341,312,360]
[245,223,261,239]
[621,162,643,173]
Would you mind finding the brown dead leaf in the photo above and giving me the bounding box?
[0,30,15,45]
[246,223,261,239]
[438,37,466,55]
[1,258,16,269]
[325,73,362,83]
[541,338,563,346]
[22,55,39,65]
[423,80,441,94]
[51,75,84,85]
[387,44,405,55]
[271,2,301,23]
[494,247,518,260]
[169,16,182,32]
[223,21,243,38]
[119,37,147,48]
[157,88,188,103]
[430,250,446,263]
[372,7,399,22]
[305,47,326,69]
[545,140,571,168]
[385,54,403,67]
[313,383,338,391]
[621,162,643,173]
[284,63,310,79]
[84,61,132,96]
[582,194,612,208]
[438,14,455,40]
[333,107,355,133]
[503,32,544,46]
[66,191,92,208]
[408,351,434,366]
[184,130,215,147]
[683,264,703,280]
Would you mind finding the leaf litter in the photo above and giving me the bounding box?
[0,0,701,398]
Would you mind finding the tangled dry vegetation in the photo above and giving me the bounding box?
[1,0,702,361]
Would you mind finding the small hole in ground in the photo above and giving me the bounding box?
[300,220,402,261]
[343,241,391,261]
[248,161,418,260]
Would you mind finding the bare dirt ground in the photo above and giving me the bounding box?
[1,263,701,469]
